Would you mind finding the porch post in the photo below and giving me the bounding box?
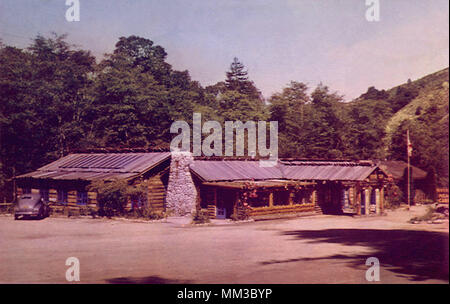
[375,188,381,214]
[365,188,370,215]
[355,183,361,215]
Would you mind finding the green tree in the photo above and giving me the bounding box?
[389,104,449,186]
[269,81,310,157]
[304,84,345,158]
[343,99,393,159]
[0,34,95,180]
[225,57,262,102]
[91,35,216,149]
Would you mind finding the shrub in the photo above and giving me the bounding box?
[88,179,129,217]
[385,183,403,208]
[230,206,250,221]
[88,179,148,218]
[128,207,166,220]
[192,209,210,224]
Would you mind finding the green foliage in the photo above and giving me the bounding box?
[389,86,419,112]
[269,82,348,158]
[269,81,310,157]
[128,207,166,220]
[0,32,447,199]
[385,183,404,208]
[225,57,262,101]
[88,179,130,217]
[0,34,96,178]
[389,103,449,186]
[230,206,250,221]
[88,179,166,220]
[232,185,254,221]
[192,209,210,224]
[0,34,216,186]
[359,86,389,100]
[342,99,393,159]
[424,168,438,201]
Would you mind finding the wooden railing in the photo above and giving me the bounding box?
[249,203,315,216]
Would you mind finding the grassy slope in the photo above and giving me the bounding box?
[383,68,449,156]
[345,67,449,159]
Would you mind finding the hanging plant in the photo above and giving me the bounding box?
[231,182,256,221]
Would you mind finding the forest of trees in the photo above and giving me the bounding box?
[0,34,448,198]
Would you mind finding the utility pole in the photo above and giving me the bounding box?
[407,129,412,210]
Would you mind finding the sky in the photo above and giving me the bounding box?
[0,0,448,101]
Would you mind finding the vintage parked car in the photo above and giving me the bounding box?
[14,193,50,220]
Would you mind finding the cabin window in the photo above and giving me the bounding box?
[40,189,49,202]
[200,188,214,209]
[248,191,270,207]
[57,190,68,204]
[77,192,88,205]
[293,189,313,204]
[273,190,290,206]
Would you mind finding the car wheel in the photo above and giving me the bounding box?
[14,214,19,220]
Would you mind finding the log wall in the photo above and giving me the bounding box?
[249,203,315,216]
[147,173,167,211]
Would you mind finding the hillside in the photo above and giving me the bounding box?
[345,67,449,185]
[383,68,449,155]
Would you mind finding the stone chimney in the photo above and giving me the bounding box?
[165,152,198,216]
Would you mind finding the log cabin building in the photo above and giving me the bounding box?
[14,150,389,219]
[377,160,429,202]
[190,158,388,219]
[15,151,171,214]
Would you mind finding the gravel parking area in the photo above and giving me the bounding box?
[0,205,448,284]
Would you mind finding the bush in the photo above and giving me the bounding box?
[88,179,148,217]
[88,179,128,217]
[192,209,210,224]
[385,183,403,208]
[128,207,166,220]
[230,205,251,221]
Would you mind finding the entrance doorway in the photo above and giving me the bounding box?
[216,189,236,219]
[361,191,366,215]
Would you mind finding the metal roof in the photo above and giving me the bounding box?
[190,160,284,182]
[18,153,387,183]
[281,164,378,181]
[16,152,170,181]
[190,159,381,182]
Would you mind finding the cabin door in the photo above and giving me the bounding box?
[370,189,377,214]
[360,191,366,215]
[216,189,235,219]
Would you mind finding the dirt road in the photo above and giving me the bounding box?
[0,205,448,284]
